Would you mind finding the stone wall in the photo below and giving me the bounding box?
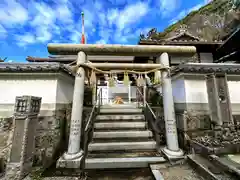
[0,104,72,170]
[172,73,240,114]
[0,105,94,176]
[0,117,13,174]
[33,105,70,168]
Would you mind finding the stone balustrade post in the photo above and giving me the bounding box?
[57,51,87,168]
[206,73,233,127]
[5,96,41,180]
[159,52,184,158]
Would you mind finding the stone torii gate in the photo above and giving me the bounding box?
[47,43,196,168]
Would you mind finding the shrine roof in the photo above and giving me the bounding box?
[214,28,240,61]
[138,26,223,51]
[0,62,73,76]
[171,63,240,76]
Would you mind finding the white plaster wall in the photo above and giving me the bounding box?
[170,55,193,64]
[56,75,74,104]
[199,53,213,63]
[0,73,75,117]
[0,78,57,105]
[172,78,186,103]
[183,78,240,105]
[184,79,208,103]
[0,76,58,117]
[227,81,240,104]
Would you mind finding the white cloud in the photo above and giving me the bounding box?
[116,2,149,30]
[0,0,28,26]
[30,2,56,27]
[56,4,73,23]
[95,39,107,44]
[159,0,179,17]
[0,24,7,38]
[107,9,119,26]
[15,34,35,46]
[0,0,152,46]
[36,27,52,43]
[108,0,136,6]
[108,0,127,5]
[70,30,81,43]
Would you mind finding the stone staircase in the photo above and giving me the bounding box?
[85,104,165,169]
[188,154,240,180]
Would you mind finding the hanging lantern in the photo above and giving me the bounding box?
[123,71,129,86]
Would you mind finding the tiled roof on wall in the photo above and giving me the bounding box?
[0,62,74,76]
[171,63,240,76]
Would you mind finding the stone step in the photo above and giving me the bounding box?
[94,122,146,129]
[93,130,153,139]
[85,156,165,169]
[96,114,145,121]
[87,150,162,159]
[92,138,153,144]
[187,154,238,180]
[88,141,156,151]
[209,155,240,177]
[102,104,138,109]
[85,168,154,179]
[100,108,142,114]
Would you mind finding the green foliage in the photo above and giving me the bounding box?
[163,0,230,36]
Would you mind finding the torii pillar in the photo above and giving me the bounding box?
[57,51,86,168]
[160,52,184,158]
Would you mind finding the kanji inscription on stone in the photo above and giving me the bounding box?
[23,118,37,164]
[70,120,81,136]
[9,119,25,162]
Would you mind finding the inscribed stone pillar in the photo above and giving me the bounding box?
[206,73,233,127]
[6,96,41,180]
[57,51,86,168]
[160,53,183,158]
[155,56,162,93]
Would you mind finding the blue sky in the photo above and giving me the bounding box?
[0,0,211,62]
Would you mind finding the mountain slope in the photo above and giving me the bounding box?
[147,0,240,41]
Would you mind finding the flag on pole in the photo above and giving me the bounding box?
[81,12,85,44]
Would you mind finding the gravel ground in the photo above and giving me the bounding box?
[159,164,204,180]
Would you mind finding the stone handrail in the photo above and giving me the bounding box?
[84,88,102,132]
[136,87,161,129]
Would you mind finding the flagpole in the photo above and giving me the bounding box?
[81,12,85,44]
